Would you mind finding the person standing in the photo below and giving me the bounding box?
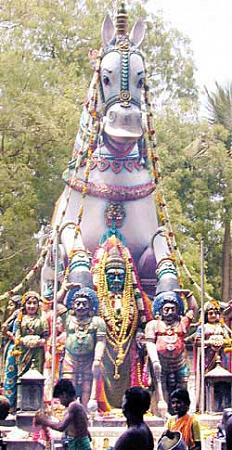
[35,379,91,450]
[113,386,154,450]
[165,388,201,450]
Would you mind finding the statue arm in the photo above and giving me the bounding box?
[1,310,19,337]
[57,281,81,304]
[93,338,106,364]
[145,321,161,374]
[145,320,168,417]
[173,289,198,320]
[88,317,106,411]
[92,317,106,376]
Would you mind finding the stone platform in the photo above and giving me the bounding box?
[0,412,223,449]
[89,415,165,449]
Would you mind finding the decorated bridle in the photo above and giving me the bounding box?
[99,3,144,112]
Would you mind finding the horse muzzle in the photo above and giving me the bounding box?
[104,103,143,138]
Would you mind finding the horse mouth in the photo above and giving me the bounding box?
[104,121,143,138]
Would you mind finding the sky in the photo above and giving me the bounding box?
[147,0,232,97]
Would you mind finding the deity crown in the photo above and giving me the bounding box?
[105,246,125,271]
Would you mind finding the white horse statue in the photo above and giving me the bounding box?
[41,4,178,298]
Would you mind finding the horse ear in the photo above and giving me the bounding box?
[129,19,146,48]
[101,14,115,48]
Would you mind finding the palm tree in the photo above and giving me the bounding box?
[205,82,232,301]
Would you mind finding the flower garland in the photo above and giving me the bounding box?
[92,236,152,379]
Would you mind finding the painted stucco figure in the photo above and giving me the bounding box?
[194,299,232,411]
[196,300,231,372]
[145,291,194,412]
[62,287,106,411]
[38,3,184,415]
[41,3,179,304]
[92,235,152,409]
[3,291,48,408]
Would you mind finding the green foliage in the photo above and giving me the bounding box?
[156,108,232,300]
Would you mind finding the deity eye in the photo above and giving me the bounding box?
[137,78,144,88]
[103,75,111,86]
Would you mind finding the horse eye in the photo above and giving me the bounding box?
[103,75,110,86]
[137,78,144,88]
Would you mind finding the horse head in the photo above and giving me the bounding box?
[99,6,146,149]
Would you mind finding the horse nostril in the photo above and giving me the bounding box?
[124,115,130,124]
[109,111,116,122]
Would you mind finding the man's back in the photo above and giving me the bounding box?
[66,400,89,438]
[114,422,154,450]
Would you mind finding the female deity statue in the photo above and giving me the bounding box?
[1,295,21,360]
[194,299,232,411]
[195,299,231,372]
[62,287,106,410]
[92,235,152,409]
[3,291,49,408]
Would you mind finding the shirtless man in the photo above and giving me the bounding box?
[35,379,91,450]
[114,387,154,450]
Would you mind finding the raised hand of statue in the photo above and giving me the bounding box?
[64,281,81,291]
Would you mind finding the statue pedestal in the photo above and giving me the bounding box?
[91,414,164,428]
[16,411,37,432]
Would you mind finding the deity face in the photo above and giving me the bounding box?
[56,317,64,334]
[25,297,39,316]
[161,302,178,325]
[207,308,220,324]
[41,300,53,312]
[73,296,90,320]
[6,299,16,316]
[106,267,126,293]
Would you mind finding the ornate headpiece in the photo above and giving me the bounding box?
[204,299,221,312]
[153,291,184,317]
[105,244,126,271]
[22,290,41,305]
[115,2,128,37]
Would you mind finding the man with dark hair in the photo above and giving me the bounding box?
[35,379,91,450]
[165,388,201,450]
[113,386,154,450]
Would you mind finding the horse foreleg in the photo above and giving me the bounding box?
[40,243,66,296]
[152,228,179,294]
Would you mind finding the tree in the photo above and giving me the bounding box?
[205,82,232,301]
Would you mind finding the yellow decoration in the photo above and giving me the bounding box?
[95,244,139,378]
